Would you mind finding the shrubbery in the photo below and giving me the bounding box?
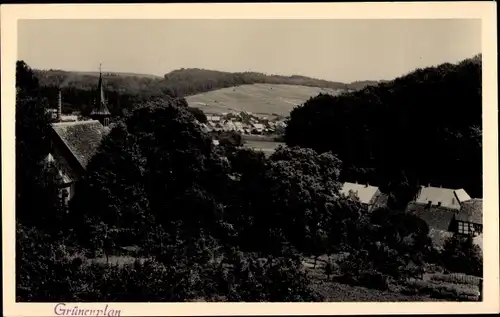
[441,234,483,277]
[18,224,322,302]
[402,278,479,301]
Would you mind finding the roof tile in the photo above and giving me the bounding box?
[51,120,109,170]
[456,199,483,224]
[406,202,455,231]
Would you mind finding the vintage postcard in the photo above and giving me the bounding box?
[1,2,498,316]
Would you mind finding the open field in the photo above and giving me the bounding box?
[186,83,344,116]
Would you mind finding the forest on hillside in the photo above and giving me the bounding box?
[16,58,483,302]
[285,54,483,207]
[33,67,381,116]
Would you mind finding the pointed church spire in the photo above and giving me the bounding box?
[90,63,111,126]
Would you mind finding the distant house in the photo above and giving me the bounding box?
[207,115,221,123]
[414,185,471,210]
[340,182,387,211]
[407,185,482,247]
[252,123,265,134]
[224,121,236,131]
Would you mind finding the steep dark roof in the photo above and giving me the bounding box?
[456,199,483,225]
[51,120,109,170]
[406,202,455,231]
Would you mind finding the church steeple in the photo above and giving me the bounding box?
[90,63,111,126]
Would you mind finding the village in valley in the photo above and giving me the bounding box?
[15,17,486,304]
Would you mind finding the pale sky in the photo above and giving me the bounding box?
[18,19,481,83]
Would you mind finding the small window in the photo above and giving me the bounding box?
[458,221,470,235]
[473,223,483,234]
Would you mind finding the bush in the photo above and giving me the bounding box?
[441,234,483,277]
[18,224,322,302]
[335,267,390,291]
[358,270,390,291]
[217,252,323,302]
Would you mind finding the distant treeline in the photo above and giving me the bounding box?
[285,54,483,202]
[33,68,382,115]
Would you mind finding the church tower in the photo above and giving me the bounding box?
[90,64,111,127]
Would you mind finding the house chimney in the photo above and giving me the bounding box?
[57,89,62,122]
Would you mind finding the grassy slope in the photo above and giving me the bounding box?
[186,83,344,115]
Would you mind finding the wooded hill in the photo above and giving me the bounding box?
[33,67,382,116]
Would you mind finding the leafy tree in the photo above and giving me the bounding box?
[285,56,482,200]
[16,222,80,301]
[72,99,231,248]
[71,122,150,231]
[228,147,267,176]
[323,196,368,255]
[230,146,344,255]
[187,106,208,123]
[16,61,65,230]
[217,131,243,148]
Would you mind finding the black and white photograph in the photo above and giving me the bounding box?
[2,3,499,316]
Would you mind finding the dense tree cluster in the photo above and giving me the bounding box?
[16,56,483,302]
[285,55,483,204]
